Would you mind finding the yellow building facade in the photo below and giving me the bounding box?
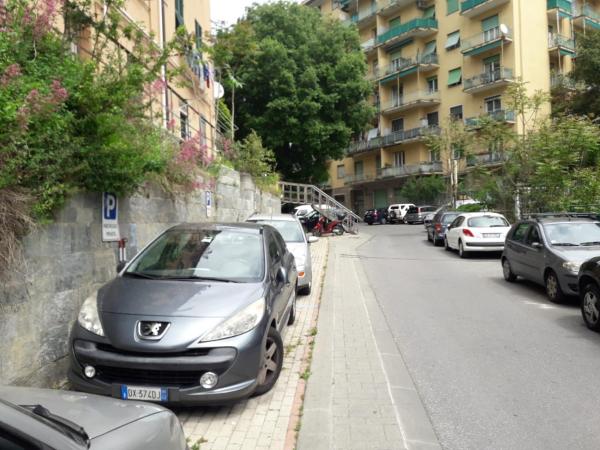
[73,0,217,153]
[307,0,599,213]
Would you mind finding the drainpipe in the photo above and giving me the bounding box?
[158,0,168,128]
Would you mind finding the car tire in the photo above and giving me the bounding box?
[458,240,468,258]
[287,290,297,325]
[545,270,565,303]
[444,237,451,251]
[433,237,442,247]
[299,282,311,296]
[427,231,432,242]
[581,283,600,332]
[254,327,284,396]
[502,258,517,282]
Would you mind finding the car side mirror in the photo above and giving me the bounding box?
[116,260,127,273]
[308,236,319,244]
[277,266,288,284]
[532,242,543,249]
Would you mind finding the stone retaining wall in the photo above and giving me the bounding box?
[0,167,280,387]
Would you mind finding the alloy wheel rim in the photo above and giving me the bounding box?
[584,291,600,324]
[547,274,558,298]
[257,336,279,386]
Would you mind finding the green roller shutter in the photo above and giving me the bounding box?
[423,6,435,19]
[445,31,460,49]
[389,17,401,28]
[448,67,462,86]
[374,190,388,208]
[423,40,437,55]
[482,15,499,31]
[447,0,459,14]
[483,54,500,64]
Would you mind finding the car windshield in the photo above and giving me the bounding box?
[251,220,304,243]
[407,207,417,214]
[544,222,600,246]
[467,216,509,227]
[442,214,459,224]
[125,228,264,282]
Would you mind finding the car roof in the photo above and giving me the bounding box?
[458,212,505,217]
[248,214,299,222]
[169,222,264,233]
[528,218,599,224]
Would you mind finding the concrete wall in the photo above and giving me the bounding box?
[0,167,280,387]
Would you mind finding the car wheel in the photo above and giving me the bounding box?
[287,290,297,325]
[458,240,468,258]
[254,327,284,396]
[299,282,312,296]
[502,258,517,282]
[545,270,565,303]
[444,237,451,251]
[582,283,600,331]
[427,231,432,242]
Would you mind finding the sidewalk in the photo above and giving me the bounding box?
[177,237,328,450]
[297,233,441,450]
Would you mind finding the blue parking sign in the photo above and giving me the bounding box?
[102,193,119,242]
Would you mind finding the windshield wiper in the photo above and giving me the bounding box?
[21,404,90,447]
[123,271,159,280]
[552,243,580,246]
[162,276,240,283]
[580,241,600,246]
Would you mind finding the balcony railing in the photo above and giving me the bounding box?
[551,73,584,90]
[461,0,491,12]
[463,67,514,91]
[461,26,512,54]
[379,53,439,79]
[381,90,441,113]
[466,152,508,167]
[377,18,438,45]
[381,126,440,147]
[377,162,443,179]
[344,173,376,184]
[347,137,383,155]
[548,34,576,51]
[465,110,516,127]
[360,38,376,52]
[574,4,600,22]
[378,0,418,16]
[547,0,573,14]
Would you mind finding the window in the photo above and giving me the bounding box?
[511,223,530,242]
[467,216,509,227]
[175,0,184,29]
[354,160,364,176]
[482,15,500,42]
[195,20,203,55]
[423,6,435,19]
[392,118,404,132]
[445,31,460,50]
[429,149,440,161]
[484,54,501,81]
[447,0,459,14]
[391,84,403,106]
[423,40,437,56]
[390,51,403,70]
[180,102,189,140]
[525,226,542,246]
[376,154,381,169]
[200,115,208,146]
[427,111,439,127]
[268,236,281,263]
[450,105,463,120]
[394,151,405,167]
[337,164,345,179]
[389,16,401,28]
[427,76,438,93]
[451,143,463,159]
[485,95,502,113]
[448,67,462,86]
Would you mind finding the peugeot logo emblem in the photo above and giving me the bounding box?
[137,321,170,340]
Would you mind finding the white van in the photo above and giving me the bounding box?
[388,203,415,223]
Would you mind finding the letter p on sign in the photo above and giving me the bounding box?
[102,193,119,242]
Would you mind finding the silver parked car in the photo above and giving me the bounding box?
[247,214,317,295]
[405,205,437,224]
[69,223,297,405]
[0,385,186,449]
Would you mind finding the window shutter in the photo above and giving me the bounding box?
[481,15,499,31]
[483,54,500,65]
[423,40,437,55]
[448,67,462,86]
[423,6,435,19]
[389,17,401,28]
[195,20,202,52]
[447,0,459,14]
[445,31,460,49]
[175,0,184,29]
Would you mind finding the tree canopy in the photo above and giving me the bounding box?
[212,1,374,182]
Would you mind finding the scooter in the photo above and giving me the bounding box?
[312,216,344,236]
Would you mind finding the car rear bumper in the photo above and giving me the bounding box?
[464,241,505,251]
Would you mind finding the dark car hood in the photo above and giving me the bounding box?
[551,247,600,263]
[0,386,166,439]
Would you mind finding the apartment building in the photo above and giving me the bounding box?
[306,0,599,214]
[73,0,217,153]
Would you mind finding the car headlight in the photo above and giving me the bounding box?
[201,298,265,342]
[562,261,581,273]
[77,293,105,336]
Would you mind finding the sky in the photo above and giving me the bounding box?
[211,0,301,28]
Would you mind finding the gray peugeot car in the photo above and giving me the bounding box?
[0,385,186,449]
[502,214,600,302]
[68,223,297,405]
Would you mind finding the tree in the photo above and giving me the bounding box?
[212,1,374,182]
[398,176,446,205]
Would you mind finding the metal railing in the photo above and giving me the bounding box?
[381,90,440,112]
[466,152,508,167]
[377,18,438,45]
[377,162,443,179]
[463,67,514,90]
[461,26,512,53]
[574,4,600,21]
[279,181,362,233]
[360,38,376,52]
[380,53,438,78]
[465,109,516,127]
[547,0,573,13]
[347,137,383,154]
[551,73,584,89]
[381,125,440,146]
[548,34,576,50]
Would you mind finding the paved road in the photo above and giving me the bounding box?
[358,223,600,450]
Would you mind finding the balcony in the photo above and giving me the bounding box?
[573,5,600,30]
[377,162,444,179]
[463,67,514,93]
[466,152,508,167]
[460,0,511,18]
[381,90,441,115]
[548,34,576,56]
[381,126,440,147]
[344,173,376,185]
[551,73,584,90]
[347,136,383,155]
[377,18,438,49]
[465,110,516,128]
[461,26,512,56]
[360,38,377,54]
[547,0,573,15]
[378,0,418,18]
[379,54,439,84]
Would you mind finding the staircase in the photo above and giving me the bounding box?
[279,181,362,234]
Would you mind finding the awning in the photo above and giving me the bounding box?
[448,67,462,86]
[463,39,502,56]
[422,6,435,19]
[423,40,437,56]
[445,31,460,49]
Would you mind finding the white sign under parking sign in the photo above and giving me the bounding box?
[102,192,120,242]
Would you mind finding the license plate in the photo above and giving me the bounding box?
[483,233,501,238]
[121,385,168,402]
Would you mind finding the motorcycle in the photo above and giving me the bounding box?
[312,215,344,237]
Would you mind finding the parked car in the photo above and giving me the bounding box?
[247,214,317,295]
[502,214,600,302]
[0,385,186,449]
[298,209,321,232]
[388,203,415,224]
[427,210,460,246]
[579,256,600,331]
[364,208,389,225]
[405,205,437,224]
[69,223,298,405]
[445,212,511,257]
